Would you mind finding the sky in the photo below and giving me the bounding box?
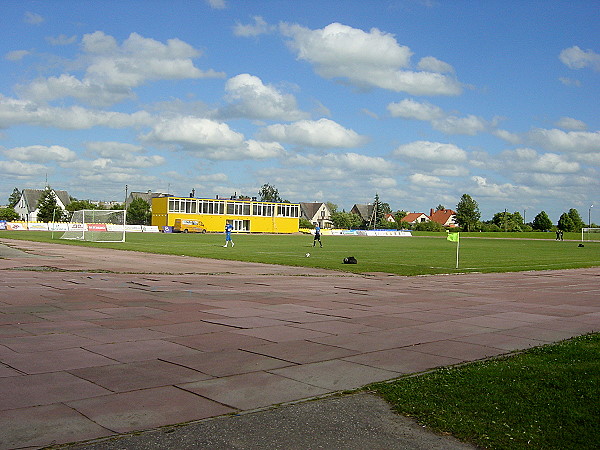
[0,0,598,223]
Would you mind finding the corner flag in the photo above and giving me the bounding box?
[447,232,459,242]
[447,232,460,268]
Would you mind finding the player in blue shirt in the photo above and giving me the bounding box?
[223,222,234,247]
[313,224,322,247]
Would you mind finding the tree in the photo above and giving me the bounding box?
[455,194,480,231]
[8,188,21,208]
[326,202,338,214]
[413,221,445,232]
[258,184,283,202]
[66,199,100,213]
[532,211,552,231]
[127,198,151,225]
[0,207,20,221]
[568,208,585,232]
[330,211,363,229]
[491,211,525,232]
[36,186,66,222]
[557,212,575,232]
[370,193,391,228]
[299,218,314,229]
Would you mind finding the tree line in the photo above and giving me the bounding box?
[1,186,595,231]
[0,186,151,225]
[304,192,596,232]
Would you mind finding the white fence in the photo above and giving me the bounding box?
[0,221,159,233]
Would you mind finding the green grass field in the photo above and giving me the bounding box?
[371,333,600,449]
[1,230,598,276]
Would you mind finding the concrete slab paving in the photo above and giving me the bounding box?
[0,238,599,448]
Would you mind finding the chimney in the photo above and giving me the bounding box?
[430,208,434,217]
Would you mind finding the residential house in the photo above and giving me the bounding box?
[350,203,374,224]
[429,208,458,228]
[402,212,430,225]
[300,202,333,228]
[383,213,397,223]
[13,188,71,222]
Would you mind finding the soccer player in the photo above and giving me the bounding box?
[223,222,234,247]
[313,224,322,247]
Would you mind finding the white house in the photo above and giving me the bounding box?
[300,202,333,228]
[13,188,71,221]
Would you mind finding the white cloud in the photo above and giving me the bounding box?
[3,145,76,162]
[388,98,487,135]
[408,173,448,188]
[0,96,153,129]
[471,175,533,199]
[206,0,226,9]
[555,117,587,131]
[559,46,600,71]
[493,129,521,145]
[46,34,78,46]
[393,141,467,163]
[528,128,600,153]
[234,16,275,37]
[143,116,244,148]
[141,116,284,160]
[18,32,225,106]
[5,50,30,61]
[432,114,487,135]
[196,173,228,182]
[281,22,462,96]
[500,148,580,174]
[559,77,582,87]
[24,12,44,25]
[387,99,444,121]
[84,142,165,168]
[417,56,454,73]
[286,151,391,173]
[220,74,307,120]
[0,160,46,177]
[257,118,367,148]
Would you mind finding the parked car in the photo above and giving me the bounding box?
[173,219,207,233]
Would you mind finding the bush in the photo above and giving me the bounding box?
[413,221,445,232]
[299,218,314,229]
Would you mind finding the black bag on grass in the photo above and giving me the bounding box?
[343,256,357,264]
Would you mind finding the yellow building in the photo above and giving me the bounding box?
[152,196,300,233]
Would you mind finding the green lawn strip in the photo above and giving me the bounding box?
[1,231,598,276]
[369,333,600,450]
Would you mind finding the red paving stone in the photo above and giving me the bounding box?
[0,238,599,448]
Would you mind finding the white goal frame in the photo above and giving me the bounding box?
[581,228,600,242]
[60,210,126,242]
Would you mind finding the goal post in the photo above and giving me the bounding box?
[581,228,600,242]
[60,210,126,242]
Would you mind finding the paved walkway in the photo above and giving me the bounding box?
[0,238,599,449]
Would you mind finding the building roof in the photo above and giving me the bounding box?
[299,202,324,220]
[403,212,429,223]
[429,208,457,226]
[351,203,374,221]
[20,189,70,213]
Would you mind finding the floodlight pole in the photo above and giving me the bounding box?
[589,205,593,227]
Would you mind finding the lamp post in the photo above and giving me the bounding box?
[590,204,594,228]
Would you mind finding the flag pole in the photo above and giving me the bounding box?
[456,235,460,269]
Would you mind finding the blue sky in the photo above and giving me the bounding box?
[1,0,598,223]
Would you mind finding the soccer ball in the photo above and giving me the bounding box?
[305,253,310,257]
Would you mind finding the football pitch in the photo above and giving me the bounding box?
[1,231,599,276]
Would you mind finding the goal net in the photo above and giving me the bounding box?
[581,228,600,242]
[60,210,126,242]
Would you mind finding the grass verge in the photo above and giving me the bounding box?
[370,333,600,449]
